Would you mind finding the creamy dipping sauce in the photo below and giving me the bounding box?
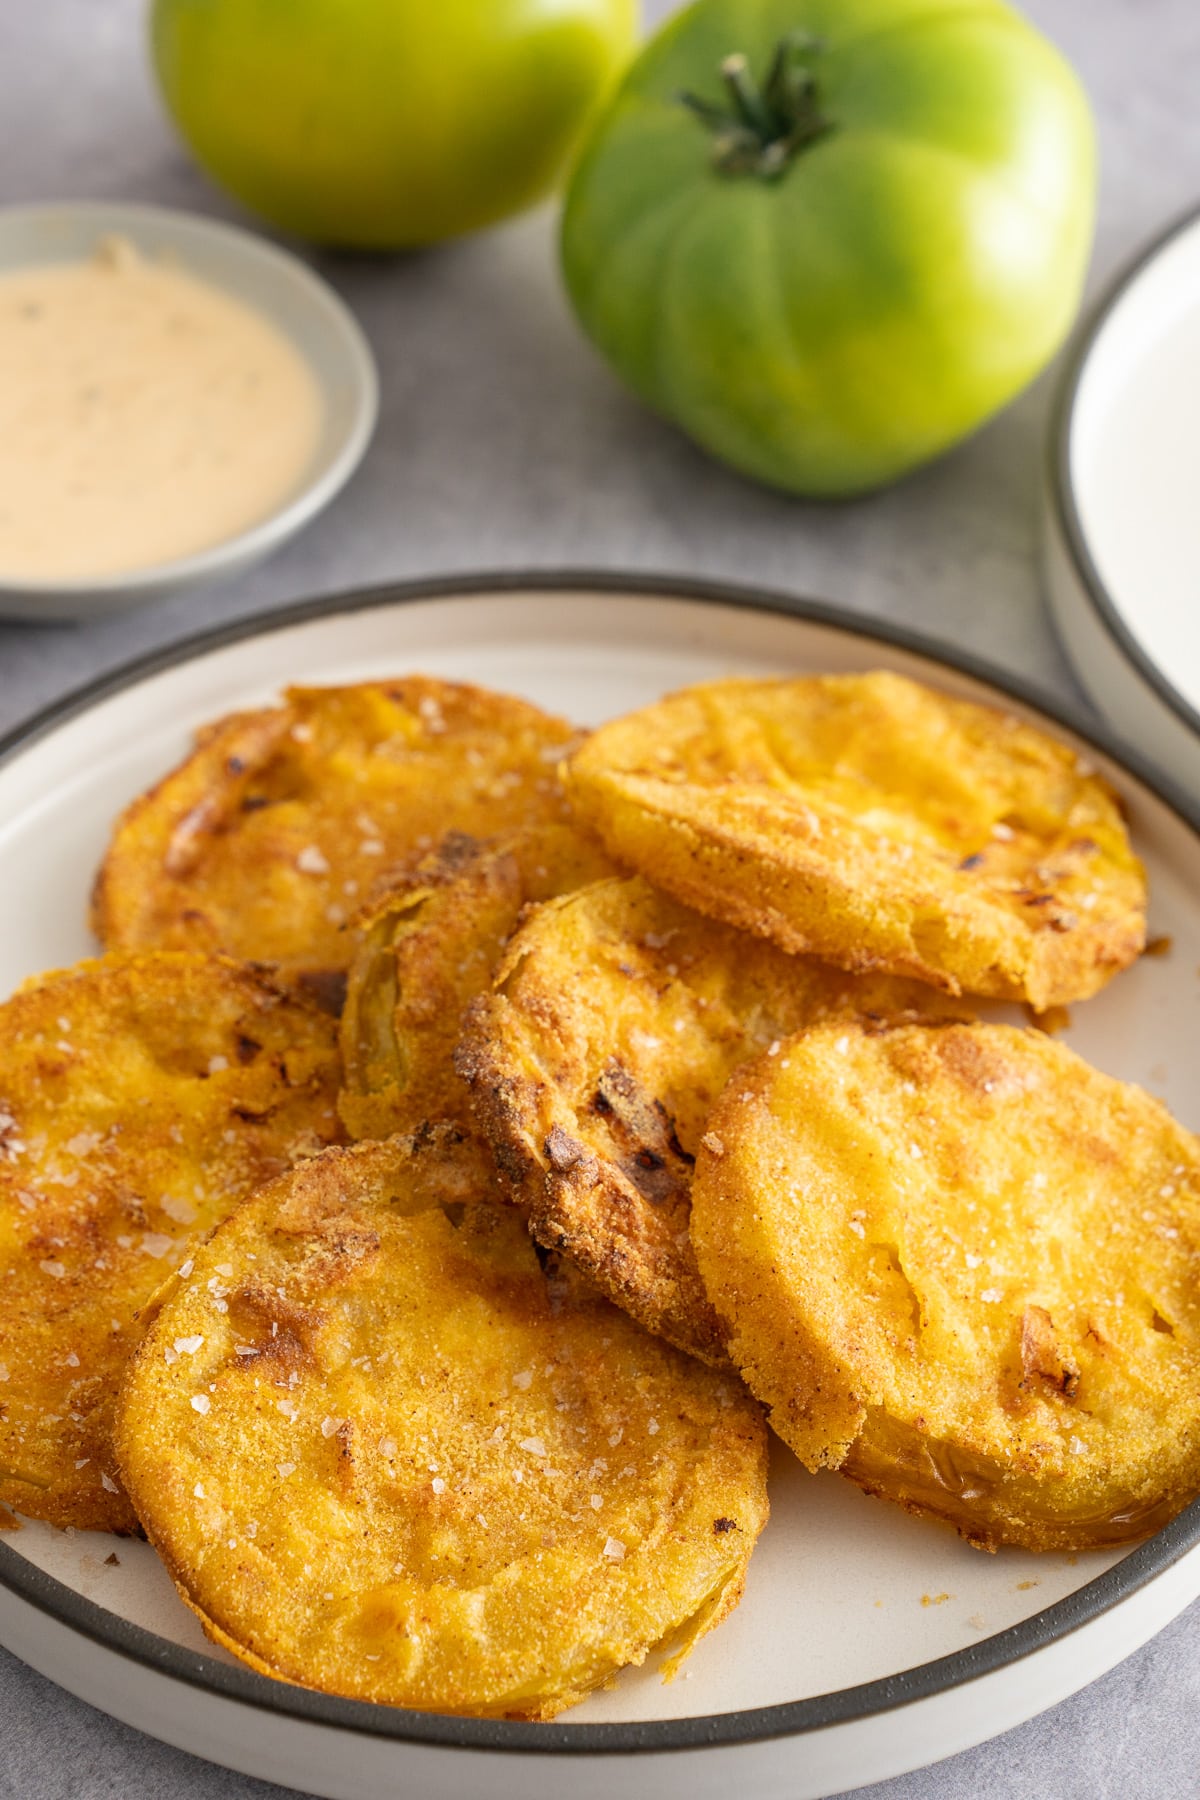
[0,237,323,582]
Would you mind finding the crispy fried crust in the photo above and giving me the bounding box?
[565,673,1146,1009]
[692,1018,1200,1552]
[0,952,343,1530]
[113,1133,768,1719]
[456,876,962,1367]
[92,679,581,1001]
[339,824,615,1143]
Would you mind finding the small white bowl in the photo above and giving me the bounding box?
[0,202,378,623]
[1044,206,1200,793]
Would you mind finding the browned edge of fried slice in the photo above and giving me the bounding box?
[455,877,969,1371]
[458,985,730,1369]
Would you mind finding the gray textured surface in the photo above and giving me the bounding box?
[0,1,1197,1795]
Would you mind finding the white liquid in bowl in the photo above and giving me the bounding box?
[0,236,323,582]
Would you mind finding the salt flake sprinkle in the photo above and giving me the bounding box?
[980,1287,1004,1304]
[174,1335,204,1356]
[191,1394,212,1415]
[277,1462,296,1479]
[519,1437,547,1458]
[296,845,330,875]
[320,1416,345,1439]
[512,1370,533,1391]
[431,1476,447,1495]
[602,1537,626,1563]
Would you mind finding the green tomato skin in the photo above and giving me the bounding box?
[561,0,1096,496]
[151,0,638,249]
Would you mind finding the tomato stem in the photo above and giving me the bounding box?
[720,53,776,140]
[679,32,835,179]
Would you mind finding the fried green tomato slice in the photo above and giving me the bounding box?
[113,1132,768,1720]
[0,952,342,1531]
[92,679,581,1006]
[564,672,1145,1010]
[457,876,960,1368]
[692,1018,1200,1553]
[339,823,616,1143]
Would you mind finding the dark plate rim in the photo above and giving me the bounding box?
[1047,200,1200,740]
[2,567,1200,1759]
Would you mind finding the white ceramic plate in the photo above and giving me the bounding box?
[0,201,378,622]
[1044,205,1200,793]
[2,575,1200,1800]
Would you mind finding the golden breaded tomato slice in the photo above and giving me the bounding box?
[0,952,342,1531]
[92,679,581,1005]
[339,823,615,1143]
[457,876,961,1368]
[692,1018,1200,1552]
[565,672,1145,1010]
[113,1132,768,1720]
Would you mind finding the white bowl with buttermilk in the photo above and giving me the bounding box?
[0,201,378,622]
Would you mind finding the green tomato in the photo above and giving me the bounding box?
[151,0,638,249]
[561,0,1095,496]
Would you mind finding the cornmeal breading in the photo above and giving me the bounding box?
[93,679,581,1005]
[457,876,961,1366]
[565,672,1145,1009]
[114,1131,768,1719]
[692,1018,1200,1551]
[0,952,342,1530]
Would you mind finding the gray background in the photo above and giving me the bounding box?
[0,1,1197,1795]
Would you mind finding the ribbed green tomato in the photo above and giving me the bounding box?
[151,0,638,249]
[561,0,1095,496]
